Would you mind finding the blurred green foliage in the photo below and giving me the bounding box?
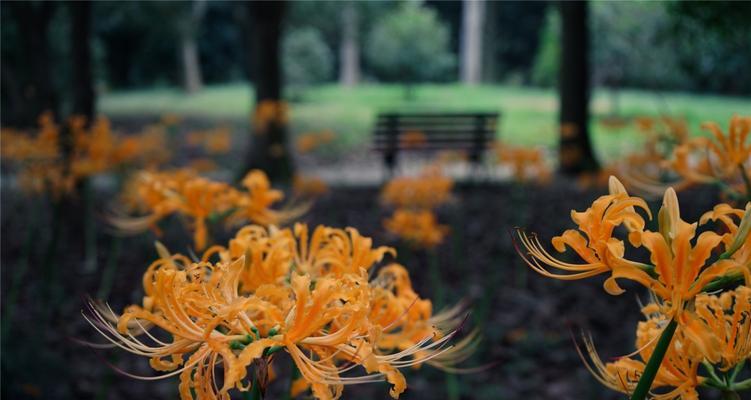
[283,28,334,98]
[530,9,560,88]
[530,1,751,94]
[365,3,455,98]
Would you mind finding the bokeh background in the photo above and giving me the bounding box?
[1,1,750,399]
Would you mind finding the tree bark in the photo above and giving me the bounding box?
[70,1,95,122]
[558,1,599,174]
[339,1,360,87]
[180,0,206,94]
[181,35,203,94]
[2,2,58,127]
[243,1,294,182]
[460,0,484,85]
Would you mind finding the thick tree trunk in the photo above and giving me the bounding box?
[339,2,360,87]
[70,1,95,122]
[2,2,58,127]
[460,0,484,85]
[558,1,599,175]
[180,0,206,94]
[244,1,294,182]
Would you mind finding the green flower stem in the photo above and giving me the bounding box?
[738,163,751,201]
[730,359,745,383]
[701,274,744,293]
[97,235,122,299]
[249,375,263,400]
[630,319,678,400]
[83,178,98,273]
[732,378,751,391]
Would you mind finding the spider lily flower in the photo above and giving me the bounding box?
[580,308,705,400]
[680,286,751,371]
[518,178,740,317]
[383,209,449,249]
[252,100,289,134]
[380,166,454,211]
[295,130,336,154]
[515,176,652,295]
[292,174,329,198]
[226,170,308,227]
[284,223,395,277]
[113,169,305,250]
[492,142,552,184]
[628,188,731,317]
[84,226,476,400]
[700,203,751,284]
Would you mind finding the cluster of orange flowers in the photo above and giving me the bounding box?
[292,174,329,198]
[612,115,751,202]
[517,176,751,398]
[492,141,552,183]
[296,130,336,154]
[253,100,289,135]
[381,166,452,249]
[186,126,233,155]
[114,169,305,250]
[85,223,477,400]
[1,113,170,197]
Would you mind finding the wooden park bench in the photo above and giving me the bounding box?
[372,112,499,171]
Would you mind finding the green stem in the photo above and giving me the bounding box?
[248,375,263,400]
[97,236,122,299]
[739,163,751,201]
[42,197,64,304]
[285,364,301,400]
[729,359,745,383]
[428,249,444,308]
[732,378,751,391]
[701,274,744,293]
[2,203,37,338]
[630,319,677,400]
[84,178,98,273]
[720,390,740,400]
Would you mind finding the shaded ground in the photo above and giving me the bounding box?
[1,174,724,399]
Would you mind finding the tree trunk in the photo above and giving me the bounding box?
[181,35,203,94]
[460,0,484,85]
[558,1,599,175]
[339,1,360,87]
[180,0,206,94]
[244,1,294,183]
[70,1,95,122]
[2,2,58,127]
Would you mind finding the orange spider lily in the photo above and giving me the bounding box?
[517,177,739,318]
[516,176,652,295]
[383,209,449,249]
[84,225,476,400]
[380,166,453,210]
[580,308,705,400]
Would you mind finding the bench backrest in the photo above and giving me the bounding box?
[373,112,498,164]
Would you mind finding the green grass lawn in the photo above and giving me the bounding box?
[99,83,751,163]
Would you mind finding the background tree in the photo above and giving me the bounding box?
[178,0,207,94]
[459,0,484,85]
[339,1,360,87]
[1,2,59,127]
[244,1,293,182]
[558,1,598,175]
[283,27,334,100]
[69,1,95,121]
[366,3,455,99]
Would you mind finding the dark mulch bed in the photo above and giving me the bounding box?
[1,173,724,399]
